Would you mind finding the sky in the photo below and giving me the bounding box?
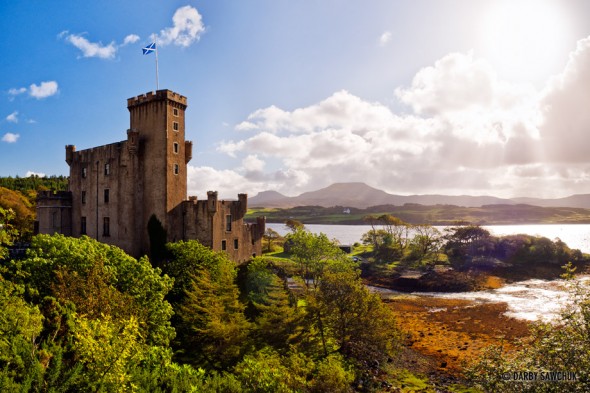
[1,0,590,200]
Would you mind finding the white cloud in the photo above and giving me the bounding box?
[29,81,59,99]
[6,111,18,123]
[8,87,26,97]
[537,36,590,163]
[378,31,392,46]
[26,171,46,178]
[122,34,140,46]
[187,165,261,199]
[2,133,20,143]
[63,33,117,59]
[156,5,205,47]
[212,37,590,199]
[241,154,265,172]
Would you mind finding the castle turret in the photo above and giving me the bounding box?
[185,141,193,163]
[207,191,218,213]
[65,145,76,166]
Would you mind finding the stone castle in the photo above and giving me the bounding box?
[36,89,265,263]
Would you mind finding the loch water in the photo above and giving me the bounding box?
[267,223,590,321]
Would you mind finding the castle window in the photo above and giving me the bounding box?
[221,240,227,251]
[82,167,87,178]
[173,142,179,154]
[173,122,179,131]
[173,108,179,117]
[225,215,232,232]
[103,217,110,237]
[81,217,87,235]
[104,189,110,203]
[234,239,239,250]
[81,191,86,204]
[174,164,179,175]
[104,163,110,176]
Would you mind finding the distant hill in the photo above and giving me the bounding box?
[249,182,590,209]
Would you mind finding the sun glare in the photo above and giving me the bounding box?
[479,0,571,84]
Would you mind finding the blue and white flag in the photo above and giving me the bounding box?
[142,42,156,55]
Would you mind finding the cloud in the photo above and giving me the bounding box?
[29,81,59,99]
[378,31,392,46]
[9,82,59,100]
[212,37,590,199]
[122,34,140,46]
[156,5,205,47]
[6,111,18,123]
[537,36,590,163]
[187,165,261,199]
[62,32,117,59]
[2,133,20,143]
[60,31,141,58]
[8,87,26,97]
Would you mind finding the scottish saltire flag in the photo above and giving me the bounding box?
[142,42,156,55]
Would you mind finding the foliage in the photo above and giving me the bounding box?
[234,347,308,392]
[72,314,144,391]
[262,228,282,253]
[362,215,417,262]
[0,175,68,194]
[177,253,252,370]
[284,228,348,289]
[165,240,230,305]
[13,234,175,347]
[315,268,400,365]
[0,188,33,243]
[251,273,306,352]
[284,219,304,232]
[408,224,442,264]
[0,207,18,260]
[0,279,44,389]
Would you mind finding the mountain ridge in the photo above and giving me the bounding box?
[248,182,590,209]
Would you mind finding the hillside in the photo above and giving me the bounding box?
[246,203,590,225]
[249,182,590,209]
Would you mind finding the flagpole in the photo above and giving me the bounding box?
[155,37,160,90]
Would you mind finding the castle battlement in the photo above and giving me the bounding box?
[127,89,187,108]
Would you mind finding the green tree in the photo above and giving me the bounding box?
[165,240,229,305]
[378,214,410,252]
[178,255,252,370]
[262,228,281,253]
[13,234,174,347]
[0,207,18,260]
[315,269,400,365]
[0,187,35,242]
[252,274,306,352]
[234,348,308,393]
[284,219,304,232]
[409,224,442,264]
[72,314,144,392]
[285,228,347,289]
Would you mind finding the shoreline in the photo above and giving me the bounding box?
[386,295,531,378]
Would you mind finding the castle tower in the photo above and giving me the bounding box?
[126,90,191,253]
